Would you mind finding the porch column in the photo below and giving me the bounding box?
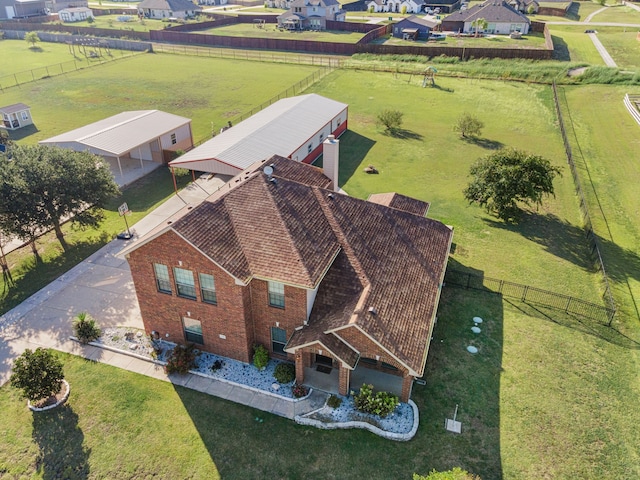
[401,375,413,403]
[116,156,123,178]
[138,146,144,170]
[295,350,305,385]
[338,366,350,396]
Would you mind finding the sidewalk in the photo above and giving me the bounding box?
[0,173,331,420]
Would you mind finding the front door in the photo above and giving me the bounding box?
[315,354,333,367]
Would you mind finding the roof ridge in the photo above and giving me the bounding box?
[77,110,156,142]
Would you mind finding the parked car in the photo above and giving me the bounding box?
[429,32,446,40]
[433,7,441,13]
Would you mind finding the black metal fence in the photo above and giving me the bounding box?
[551,81,617,324]
[445,269,616,325]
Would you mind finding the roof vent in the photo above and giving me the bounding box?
[269,177,277,185]
[327,193,334,199]
[270,163,275,169]
[368,306,377,315]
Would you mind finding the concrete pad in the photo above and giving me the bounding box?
[184,375,213,393]
[108,353,135,370]
[168,373,191,387]
[250,394,278,413]
[125,357,156,376]
[269,400,295,419]
[228,386,256,406]
[205,380,234,399]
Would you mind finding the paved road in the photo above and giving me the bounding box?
[588,32,617,67]
[583,6,608,23]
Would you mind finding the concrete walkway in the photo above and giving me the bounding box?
[624,0,640,12]
[583,6,608,23]
[588,32,618,67]
[0,173,328,419]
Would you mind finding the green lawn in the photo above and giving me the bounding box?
[557,84,640,327]
[587,3,640,23]
[549,26,605,63]
[0,47,317,143]
[196,23,366,43]
[45,15,165,31]
[597,28,640,69]
[0,40,134,82]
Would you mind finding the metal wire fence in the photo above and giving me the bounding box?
[551,81,617,325]
[444,269,616,325]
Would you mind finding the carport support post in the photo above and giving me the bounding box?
[171,166,178,193]
[116,156,123,178]
[138,146,144,171]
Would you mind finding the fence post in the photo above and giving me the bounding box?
[564,296,571,313]
[522,285,528,302]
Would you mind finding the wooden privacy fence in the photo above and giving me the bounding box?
[444,269,616,325]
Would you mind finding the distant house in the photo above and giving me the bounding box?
[277,0,345,30]
[392,15,437,39]
[440,0,530,34]
[366,0,424,15]
[48,0,89,14]
[58,6,92,21]
[508,0,538,13]
[0,103,33,130]
[122,151,453,403]
[0,0,46,19]
[138,0,201,19]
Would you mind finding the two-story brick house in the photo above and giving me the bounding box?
[124,150,452,402]
[277,0,346,30]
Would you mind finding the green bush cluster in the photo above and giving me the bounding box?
[353,384,399,418]
[273,363,295,383]
[165,344,198,375]
[253,344,269,370]
[10,348,64,402]
[72,312,101,344]
[327,395,342,409]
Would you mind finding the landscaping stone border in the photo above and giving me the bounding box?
[28,379,70,412]
[294,399,420,441]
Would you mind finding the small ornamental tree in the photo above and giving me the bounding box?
[24,31,40,48]
[377,109,404,134]
[72,312,101,344]
[463,148,561,222]
[10,348,64,402]
[401,5,408,14]
[253,344,269,370]
[413,468,482,480]
[454,113,484,139]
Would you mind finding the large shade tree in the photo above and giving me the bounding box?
[463,148,561,222]
[0,145,120,257]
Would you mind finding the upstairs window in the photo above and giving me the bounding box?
[174,267,196,300]
[153,263,172,294]
[199,273,217,305]
[171,133,177,145]
[268,281,285,308]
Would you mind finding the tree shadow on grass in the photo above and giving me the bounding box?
[551,35,571,61]
[463,136,504,150]
[32,404,90,480]
[385,128,423,140]
[484,211,640,286]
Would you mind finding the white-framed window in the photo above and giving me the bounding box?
[21,111,28,121]
[271,327,287,354]
[153,263,172,294]
[174,267,196,299]
[199,273,217,304]
[171,133,177,145]
[308,144,313,154]
[319,133,324,142]
[267,281,285,308]
[183,317,203,344]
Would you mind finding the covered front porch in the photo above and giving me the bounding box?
[302,364,405,398]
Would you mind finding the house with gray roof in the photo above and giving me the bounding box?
[0,103,33,130]
[0,0,46,19]
[441,0,530,34]
[391,15,438,40]
[138,0,201,19]
[123,148,453,402]
[277,0,345,30]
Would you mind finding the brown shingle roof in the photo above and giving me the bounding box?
[368,192,430,217]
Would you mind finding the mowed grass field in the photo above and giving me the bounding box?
[549,26,605,63]
[198,23,366,43]
[1,58,639,478]
[377,32,548,49]
[596,28,640,69]
[46,14,167,31]
[0,46,317,142]
[557,84,640,325]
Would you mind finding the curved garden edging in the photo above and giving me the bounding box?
[28,379,70,412]
[294,399,420,441]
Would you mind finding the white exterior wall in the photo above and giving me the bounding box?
[131,142,153,161]
[331,108,348,132]
[306,285,320,322]
[142,8,194,19]
[289,121,332,162]
[159,123,192,150]
[464,21,529,34]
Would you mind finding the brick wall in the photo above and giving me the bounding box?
[250,279,307,359]
[335,326,408,377]
[127,230,255,363]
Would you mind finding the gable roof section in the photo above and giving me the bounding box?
[169,94,348,172]
[0,103,30,115]
[368,192,430,216]
[138,0,201,10]
[39,110,191,157]
[396,15,438,29]
[444,0,529,23]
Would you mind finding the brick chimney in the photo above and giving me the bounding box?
[323,134,339,192]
